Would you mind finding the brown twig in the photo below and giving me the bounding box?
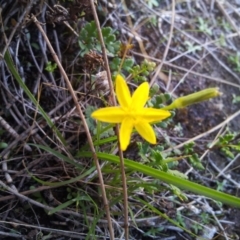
[216,1,240,39]
[150,0,176,87]
[90,1,129,239]
[31,14,114,239]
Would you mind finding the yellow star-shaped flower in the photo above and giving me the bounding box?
[91,75,171,151]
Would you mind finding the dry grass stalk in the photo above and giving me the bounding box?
[31,13,114,239]
[90,0,129,238]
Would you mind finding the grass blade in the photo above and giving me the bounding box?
[78,151,240,208]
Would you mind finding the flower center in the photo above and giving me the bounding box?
[125,110,140,124]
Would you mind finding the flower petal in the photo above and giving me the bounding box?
[135,121,156,144]
[140,108,171,123]
[116,74,131,109]
[131,82,149,109]
[120,118,134,151]
[91,107,125,123]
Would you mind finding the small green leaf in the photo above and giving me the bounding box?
[45,61,57,72]
[0,142,8,149]
[232,94,240,104]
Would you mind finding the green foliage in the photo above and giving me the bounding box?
[216,179,227,192]
[129,59,156,83]
[184,41,202,54]
[151,149,168,170]
[85,105,98,134]
[137,142,188,200]
[228,52,240,72]
[173,122,184,136]
[78,21,121,56]
[232,94,240,104]
[145,0,159,8]
[214,131,240,159]
[48,190,94,215]
[29,186,46,204]
[198,17,212,35]
[184,142,204,170]
[66,187,77,200]
[170,185,188,201]
[45,61,57,72]
[96,121,115,139]
[148,16,157,27]
[220,19,233,32]
[31,42,40,50]
[176,211,186,228]
[184,142,195,155]
[143,226,164,238]
[109,57,134,73]
[137,142,170,170]
[149,93,171,107]
[189,153,204,170]
[191,223,202,234]
[218,33,227,47]
[137,141,151,162]
[78,21,136,74]
[200,212,211,225]
[0,142,8,149]
[149,83,159,95]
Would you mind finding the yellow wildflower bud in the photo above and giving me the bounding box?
[163,88,221,110]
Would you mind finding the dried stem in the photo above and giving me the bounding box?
[90,1,129,238]
[31,14,114,239]
[150,0,176,87]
